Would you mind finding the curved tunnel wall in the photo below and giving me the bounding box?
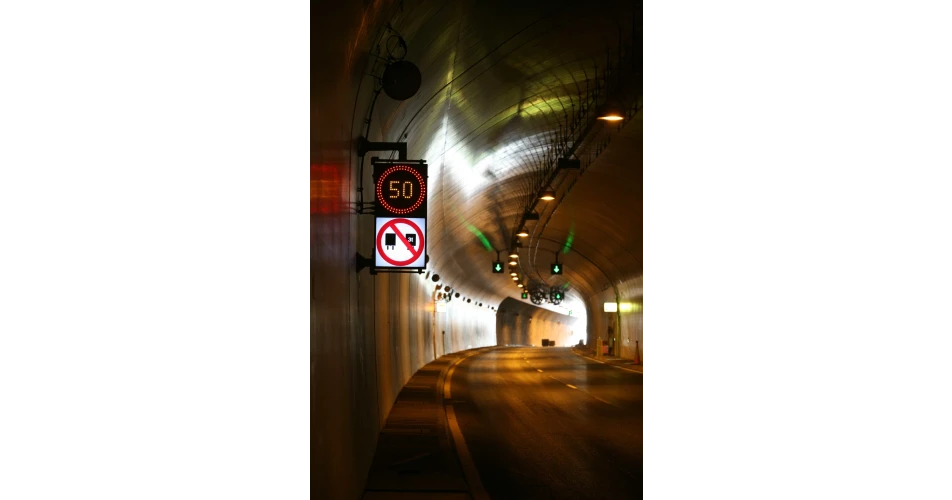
[496,297,579,347]
[314,1,640,497]
[313,3,501,497]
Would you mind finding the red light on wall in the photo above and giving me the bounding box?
[311,164,343,214]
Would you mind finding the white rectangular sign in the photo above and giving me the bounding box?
[374,217,427,268]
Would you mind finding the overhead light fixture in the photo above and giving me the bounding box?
[516,226,529,237]
[509,259,517,266]
[512,275,519,281]
[517,283,524,288]
[510,270,517,276]
[509,251,518,259]
[539,188,555,201]
[598,103,625,121]
[525,211,540,221]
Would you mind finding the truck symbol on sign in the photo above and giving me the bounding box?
[384,232,417,250]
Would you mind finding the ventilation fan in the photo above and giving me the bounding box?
[530,287,547,305]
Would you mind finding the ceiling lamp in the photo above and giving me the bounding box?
[516,226,529,238]
[512,275,519,281]
[509,259,517,266]
[539,187,555,201]
[509,251,518,259]
[510,270,517,276]
[597,100,625,121]
[517,283,524,288]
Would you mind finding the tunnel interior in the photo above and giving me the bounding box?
[313,0,642,497]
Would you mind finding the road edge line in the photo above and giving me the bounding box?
[442,349,491,500]
[572,350,643,374]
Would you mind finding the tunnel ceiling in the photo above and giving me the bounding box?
[357,0,642,311]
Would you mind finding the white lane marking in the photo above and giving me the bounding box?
[537,369,543,373]
[544,376,618,407]
[592,395,615,406]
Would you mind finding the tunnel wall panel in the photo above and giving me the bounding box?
[586,276,643,361]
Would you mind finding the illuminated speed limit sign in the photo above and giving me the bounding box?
[373,159,427,218]
[371,159,428,273]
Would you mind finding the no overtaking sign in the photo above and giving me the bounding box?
[375,217,426,268]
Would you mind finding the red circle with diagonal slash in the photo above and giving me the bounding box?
[377,218,425,266]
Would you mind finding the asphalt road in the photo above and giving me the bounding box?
[450,347,643,500]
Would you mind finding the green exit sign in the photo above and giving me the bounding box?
[492,261,503,273]
[551,263,562,275]
[521,291,528,299]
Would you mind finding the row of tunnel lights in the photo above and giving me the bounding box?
[508,107,625,241]
[506,250,527,290]
[504,110,628,283]
[411,112,631,310]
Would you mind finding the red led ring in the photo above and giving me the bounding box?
[376,165,426,215]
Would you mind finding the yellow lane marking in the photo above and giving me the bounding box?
[445,365,456,399]
[443,350,490,500]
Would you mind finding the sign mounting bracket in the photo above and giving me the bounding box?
[356,136,407,160]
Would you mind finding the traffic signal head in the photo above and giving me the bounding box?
[492,261,503,273]
[521,291,528,299]
[551,263,562,275]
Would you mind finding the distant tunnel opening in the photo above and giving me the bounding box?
[494,297,581,347]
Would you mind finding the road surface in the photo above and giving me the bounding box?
[450,347,643,499]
